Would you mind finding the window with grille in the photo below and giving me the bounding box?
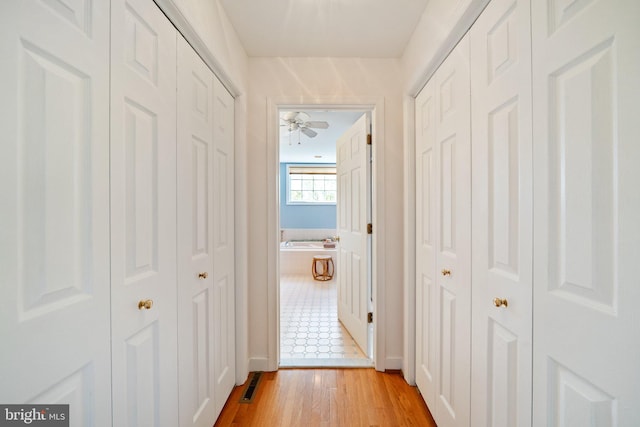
[286,165,337,205]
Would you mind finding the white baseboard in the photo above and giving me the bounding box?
[385,356,403,371]
[248,357,272,372]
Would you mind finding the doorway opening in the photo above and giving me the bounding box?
[277,109,373,368]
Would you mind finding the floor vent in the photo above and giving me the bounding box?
[239,371,263,403]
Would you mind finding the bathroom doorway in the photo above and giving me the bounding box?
[278,109,373,367]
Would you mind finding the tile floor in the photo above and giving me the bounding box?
[279,274,372,367]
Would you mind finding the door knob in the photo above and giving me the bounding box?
[441,269,451,276]
[138,299,153,310]
[198,272,208,279]
[493,298,508,308]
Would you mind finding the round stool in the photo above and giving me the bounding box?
[312,255,334,281]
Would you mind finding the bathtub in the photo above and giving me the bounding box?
[280,241,338,276]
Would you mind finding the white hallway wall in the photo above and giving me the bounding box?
[246,57,405,370]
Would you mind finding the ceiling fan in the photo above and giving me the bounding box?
[281,111,329,142]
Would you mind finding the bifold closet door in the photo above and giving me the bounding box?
[110,0,179,425]
[211,75,236,418]
[415,35,471,427]
[177,35,236,424]
[433,35,471,427]
[176,34,217,427]
[470,0,533,426]
[415,72,437,407]
[532,0,640,424]
[0,1,112,423]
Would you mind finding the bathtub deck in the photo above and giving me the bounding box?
[279,244,338,275]
[279,274,371,368]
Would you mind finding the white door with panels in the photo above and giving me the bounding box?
[415,35,472,427]
[110,0,179,424]
[432,35,472,427]
[212,76,236,418]
[470,0,533,426]
[532,0,640,424]
[415,76,437,407]
[0,1,112,424]
[177,34,217,427]
[336,114,370,354]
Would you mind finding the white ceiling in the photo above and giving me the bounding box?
[279,110,365,164]
[219,0,430,58]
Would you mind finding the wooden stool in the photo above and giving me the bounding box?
[312,255,334,281]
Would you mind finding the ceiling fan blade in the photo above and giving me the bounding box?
[304,121,329,129]
[282,111,299,121]
[300,127,317,138]
[297,112,311,122]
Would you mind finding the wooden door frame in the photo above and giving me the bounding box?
[265,96,386,372]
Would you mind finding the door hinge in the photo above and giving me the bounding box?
[367,223,373,234]
[366,134,372,145]
[367,312,373,323]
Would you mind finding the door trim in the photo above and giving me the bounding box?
[402,95,416,384]
[264,96,386,372]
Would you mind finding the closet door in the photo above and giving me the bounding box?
[0,1,112,423]
[212,77,236,417]
[532,0,640,424]
[415,76,437,408]
[433,35,472,427]
[415,34,471,427]
[470,0,533,426]
[177,35,217,427]
[110,0,178,425]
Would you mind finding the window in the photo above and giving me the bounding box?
[286,165,336,205]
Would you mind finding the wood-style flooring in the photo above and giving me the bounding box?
[214,368,437,426]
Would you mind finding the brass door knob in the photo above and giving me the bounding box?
[198,272,208,279]
[493,298,508,308]
[138,299,153,310]
[441,269,451,276]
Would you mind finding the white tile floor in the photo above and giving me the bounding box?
[279,274,372,368]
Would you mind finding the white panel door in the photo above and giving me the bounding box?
[415,78,438,407]
[212,76,236,418]
[532,0,640,425]
[470,0,533,426]
[337,114,370,353]
[0,1,112,424]
[110,0,178,425]
[177,35,217,427]
[414,36,471,427]
[433,35,472,427]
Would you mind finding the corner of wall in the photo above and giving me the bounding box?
[248,357,273,373]
[385,357,404,371]
[401,94,416,386]
[400,0,491,96]
[155,0,249,97]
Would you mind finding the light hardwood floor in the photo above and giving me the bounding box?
[214,369,436,426]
